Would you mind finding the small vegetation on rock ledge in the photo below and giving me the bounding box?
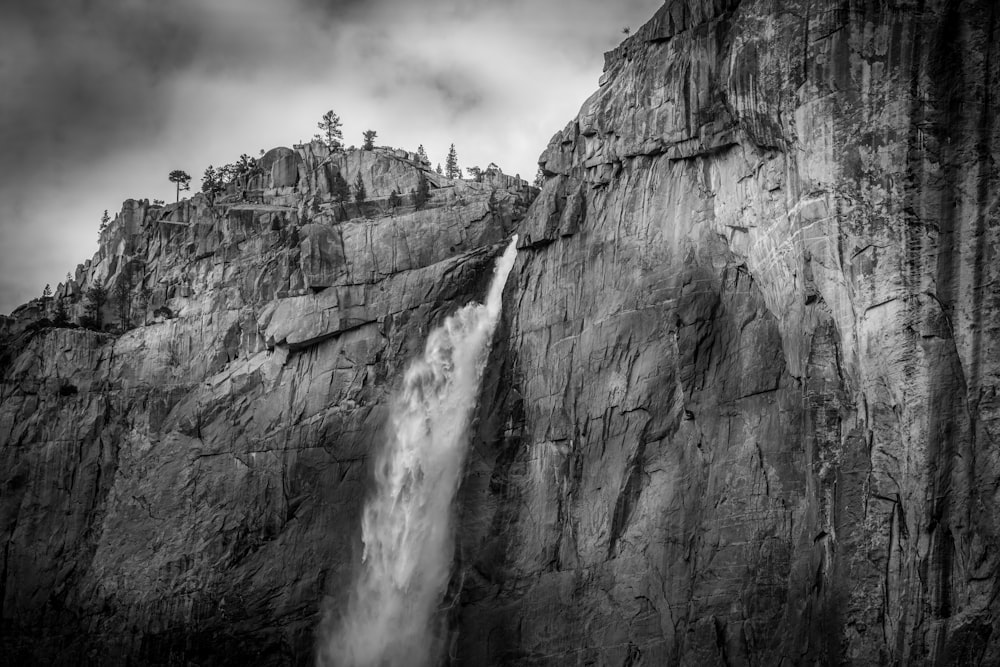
[83,279,108,330]
[354,172,367,203]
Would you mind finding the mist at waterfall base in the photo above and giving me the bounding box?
[317,237,519,667]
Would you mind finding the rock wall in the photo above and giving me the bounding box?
[456,0,1000,665]
[2,1,998,665]
[0,152,535,665]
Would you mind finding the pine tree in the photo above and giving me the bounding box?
[353,172,367,203]
[168,170,191,202]
[467,166,483,182]
[42,283,52,299]
[52,298,68,326]
[362,130,377,150]
[417,145,429,163]
[445,144,460,179]
[86,279,108,330]
[99,210,110,235]
[114,261,135,332]
[315,110,344,150]
[436,163,443,175]
[114,279,131,332]
[201,166,224,194]
[332,171,351,202]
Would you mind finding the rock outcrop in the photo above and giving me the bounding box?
[2,0,999,665]
[0,146,535,665]
[456,1,1000,665]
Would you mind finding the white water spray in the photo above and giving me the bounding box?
[318,237,518,667]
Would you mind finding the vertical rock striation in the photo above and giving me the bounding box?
[459,0,1000,665]
[2,1,998,665]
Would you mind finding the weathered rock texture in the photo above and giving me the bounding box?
[0,147,534,665]
[456,0,1000,665]
[2,1,999,665]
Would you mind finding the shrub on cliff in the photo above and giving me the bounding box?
[354,172,367,203]
[85,279,108,330]
[113,265,137,332]
[52,298,68,326]
[362,130,377,150]
[332,172,351,202]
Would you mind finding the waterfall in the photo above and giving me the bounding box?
[318,237,518,667]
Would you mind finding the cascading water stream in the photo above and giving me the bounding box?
[318,236,519,667]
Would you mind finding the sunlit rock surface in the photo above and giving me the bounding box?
[2,0,999,665]
[457,1,1000,665]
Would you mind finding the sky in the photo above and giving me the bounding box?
[0,0,664,315]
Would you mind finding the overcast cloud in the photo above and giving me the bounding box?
[0,0,663,314]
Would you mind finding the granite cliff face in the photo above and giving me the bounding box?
[0,146,534,664]
[2,0,999,665]
[456,1,1000,665]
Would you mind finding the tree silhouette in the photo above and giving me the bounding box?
[362,130,377,150]
[315,110,344,150]
[417,145,429,163]
[445,144,460,178]
[42,284,51,299]
[168,170,191,202]
[201,166,224,195]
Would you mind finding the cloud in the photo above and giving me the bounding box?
[0,0,665,313]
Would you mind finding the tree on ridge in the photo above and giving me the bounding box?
[315,110,344,150]
[445,144,460,179]
[168,170,191,202]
